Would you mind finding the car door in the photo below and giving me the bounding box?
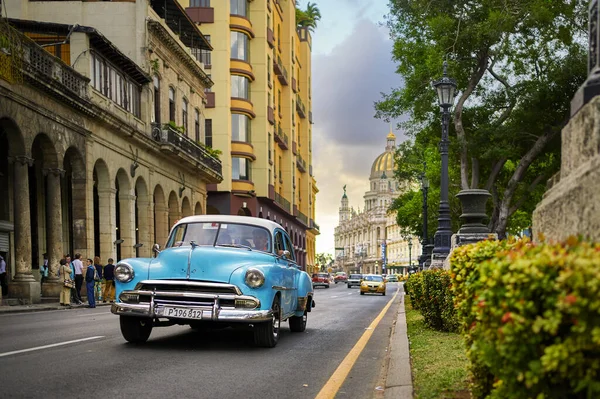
[281,231,298,313]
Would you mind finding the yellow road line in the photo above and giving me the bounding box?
[315,287,400,399]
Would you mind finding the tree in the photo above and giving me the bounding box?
[315,252,333,270]
[376,0,586,238]
[296,2,321,32]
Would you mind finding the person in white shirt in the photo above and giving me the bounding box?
[72,253,84,304]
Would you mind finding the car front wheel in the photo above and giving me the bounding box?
[289,309,307,332]
[254,296,281,348]
[120,316,153,344]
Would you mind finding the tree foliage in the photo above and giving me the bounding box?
[378,0,587,238]
[295,2,321,32]
[315,252,333,269]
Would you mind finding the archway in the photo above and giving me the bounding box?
[168,191,180,230]
[63,146,86,260]
[135,176,150,257]
[93,159,112,263]
[194,201,202,215]
[153,185,168,247]
[181,197,192,218]
[115,168,133,261]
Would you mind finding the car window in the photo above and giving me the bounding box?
[166,222,271,251]
[364,275,383,282]
[283,233,296,262]
[274,231,285,255]
[349,274,362,279]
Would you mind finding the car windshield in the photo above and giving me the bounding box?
[317,273,328,278]
[166,222,272,252]
[349,274,362,279]
[364,275,383,282]
[336,272,346,276]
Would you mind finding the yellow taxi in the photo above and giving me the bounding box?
[360,274,386,296]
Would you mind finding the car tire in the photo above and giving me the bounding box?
[360,291,364,295]
[347,285,351,289]
[120,316,153,344]
[289,309,307,332]
[382,291,386,296]
[254,296,281,348]
[325,285,329,288]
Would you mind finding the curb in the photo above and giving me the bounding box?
[0,302,113,314]
[384,292,414,399]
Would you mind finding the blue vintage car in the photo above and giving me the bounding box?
[111,215,315,347]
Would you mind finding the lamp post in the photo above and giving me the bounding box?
[408,239,413,271]
[431,61,457,265]
[419,166,433,269]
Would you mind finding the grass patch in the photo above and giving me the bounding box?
[405,296,470,399]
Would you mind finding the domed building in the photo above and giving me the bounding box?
[333,131,421,275]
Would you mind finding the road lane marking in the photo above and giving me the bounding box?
[315,287,400,399]
[0,336,104,358]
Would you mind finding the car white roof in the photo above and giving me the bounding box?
[174,215,284,235]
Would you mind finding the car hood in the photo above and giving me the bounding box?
[149,246,275,283]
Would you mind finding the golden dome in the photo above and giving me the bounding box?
[387,131,396,140]
[370,151,394,179]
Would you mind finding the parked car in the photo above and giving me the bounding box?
[312,272,331,288]
[360,274,386,295]
[334,272,348,284]
[347,273,363,288]
[386,274,399,283]
[111,215,315,348]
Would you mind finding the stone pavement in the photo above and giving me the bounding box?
[0,291,415,398]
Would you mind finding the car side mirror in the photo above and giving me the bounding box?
[152,243,161,255]
[281,250,291,259]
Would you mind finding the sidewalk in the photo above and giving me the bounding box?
[0,298,113,314]
[384,289,414,398]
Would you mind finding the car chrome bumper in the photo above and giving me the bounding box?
[111,302,274,322]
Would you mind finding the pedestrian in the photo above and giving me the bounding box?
[93,256,103,302]
[72,253,84,304]
[103,258,115,303]
[40,253,49,295]
[58,258,73,308]
[0,254,7,297]
[85,258,97,308]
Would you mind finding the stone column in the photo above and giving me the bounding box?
[154,204,169,248]
[71,177,88,257]
[43,168,65,297]
[119,193,136,260]
[98,188,116,262]
[136,194,151,257]
[9,156,40,304]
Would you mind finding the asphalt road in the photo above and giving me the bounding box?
[0,282,402,399]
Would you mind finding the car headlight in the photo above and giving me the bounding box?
[115,263,135,283]
[245,268,265,288]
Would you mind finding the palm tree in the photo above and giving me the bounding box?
[296,2,321,32]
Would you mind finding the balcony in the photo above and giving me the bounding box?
[205,91,215,108]
[267,27,275,48]
[186,7,214,23]
[297,211,309,226]
[292,77,297,93]
[296,154,307,173]
[151,123,222,182]
[274,191,290,213]
[310,219,320,232]
[267,106,275,125]
[308,110,313,124]
[309,164,313,176]
[292,141,297,155]
[274,54,288,85]
[274,123,288,150]
[296,94,306,118]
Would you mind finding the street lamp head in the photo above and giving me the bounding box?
[432,61,457,108]
[408,240,413,249]
[421,175,429,189]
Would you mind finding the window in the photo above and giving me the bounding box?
[193,35,211,66]
[232,157,251,181]
[205,119,213,147]
[195,109,201,143]
[231,113,250,142]
[182,98,188,133]
[283,234,296,262]
[268,133,272,161]
[169,87,175,122]
[90,52,141,117]
[277,90,281,113]
[190,0,210,6]
[278,156,282,181]
[231,75,250,99]
[274,231,285,255]
[267,55,271,84]
[230,0,248,17]
[153,75,161,123]
[230,31,249,61]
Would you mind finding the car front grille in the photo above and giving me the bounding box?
[133,280,241,307]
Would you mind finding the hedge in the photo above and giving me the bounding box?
[405,269,457,332]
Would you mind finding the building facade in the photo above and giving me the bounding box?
[0,1,221,304]
[181,0,319,272]
[333,132,420,275]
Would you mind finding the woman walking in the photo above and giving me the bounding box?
[59,259,72,308]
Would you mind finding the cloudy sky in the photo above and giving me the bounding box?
[308,0,405,255]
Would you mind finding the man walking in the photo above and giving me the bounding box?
[72,253,84,304]
[103,258,115,303]
[0,255,7,298]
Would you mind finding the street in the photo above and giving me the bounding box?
[0,283,403,399]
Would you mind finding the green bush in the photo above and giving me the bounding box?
[405,269,457,332]
[451,237,600,398]
[405,272,424,310]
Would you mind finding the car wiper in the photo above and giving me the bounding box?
[216,243,253,251]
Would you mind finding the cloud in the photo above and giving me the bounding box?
[312,19,405,254]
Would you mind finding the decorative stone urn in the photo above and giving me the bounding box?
[456,189,492,234]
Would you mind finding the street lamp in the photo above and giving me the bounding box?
[419,166,432,269]
[431,61,457,264]
[408,239,413,270]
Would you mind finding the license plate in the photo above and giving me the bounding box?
[161,306,204,319]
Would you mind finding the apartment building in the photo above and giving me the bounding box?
[182,0,319,271]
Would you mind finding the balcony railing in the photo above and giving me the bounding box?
[296,154,306,173]
[151,123,222,177]
[310,219,320,231]
[274,123,288,150]
[297,211,308,226]
[274,54,288,85]
[274,192,290,212]
[296,94,306,118]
